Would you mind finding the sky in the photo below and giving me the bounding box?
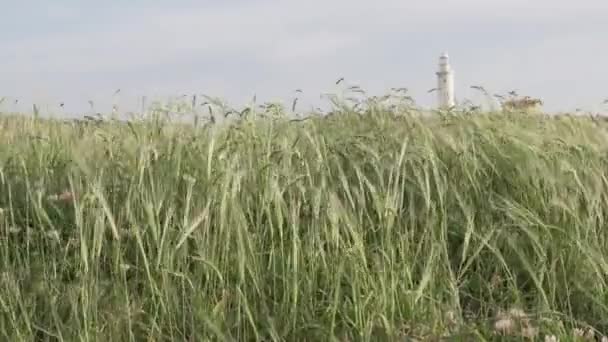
[1,0,608,117]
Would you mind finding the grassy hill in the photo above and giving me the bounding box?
[1,105,608,341]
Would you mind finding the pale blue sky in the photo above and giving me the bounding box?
[2,0,607,116]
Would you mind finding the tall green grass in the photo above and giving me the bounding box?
[1,105,608,341]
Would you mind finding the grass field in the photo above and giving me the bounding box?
[1,99,608,341]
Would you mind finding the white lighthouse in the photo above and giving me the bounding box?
[436,52,455,109]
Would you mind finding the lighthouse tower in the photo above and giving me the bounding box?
[436,52,455,109]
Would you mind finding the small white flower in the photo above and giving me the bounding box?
[45,230,61,242]
[573,328,585,337]
[509,308,527,319]
[8,226,22,234]
[182,174,196,183]
[445,310,457,327]
[521,326,538,339]
[544,335,558,342]
[494,318,514,334]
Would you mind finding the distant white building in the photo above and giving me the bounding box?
[436,52,455,109]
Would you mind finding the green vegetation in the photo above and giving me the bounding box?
[1,98,608,341]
